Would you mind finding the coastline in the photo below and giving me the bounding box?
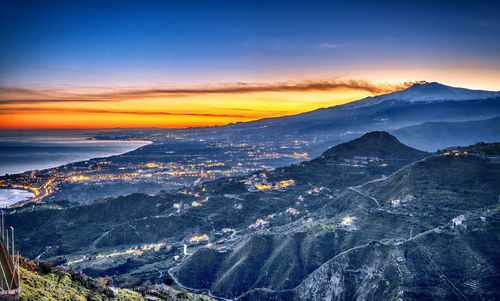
[0,188,34,208]
[0,139,152,207]
[0,138,152,177]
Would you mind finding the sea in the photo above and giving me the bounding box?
[0,130,150,207]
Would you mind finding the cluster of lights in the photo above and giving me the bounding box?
[245,173,296,192]
[190,234,209,243]
[341,215,354,226]
[443,150,469,156]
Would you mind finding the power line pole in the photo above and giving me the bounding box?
[5,230,9,255]
[10,227,14,259]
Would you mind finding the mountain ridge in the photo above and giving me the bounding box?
[218,82,500,147]
[346,82,500,108]
[228,82,500,127]
[390,116,500,151]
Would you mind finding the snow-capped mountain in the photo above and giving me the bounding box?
[216,81,500,151]
[348,82,500,108]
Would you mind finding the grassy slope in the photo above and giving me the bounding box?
[19,263,214,301]
[19,266,143,301]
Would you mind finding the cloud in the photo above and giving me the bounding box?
[0,79,412,105]
[0,107,278,119]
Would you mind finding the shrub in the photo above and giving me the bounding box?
[38,261,53,275]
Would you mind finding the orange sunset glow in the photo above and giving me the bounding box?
[0,80,412,129]
[1,1,500,130]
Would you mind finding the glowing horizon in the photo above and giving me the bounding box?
[1,77,499,129]
[1,1,500,129]
[0,79,412,129]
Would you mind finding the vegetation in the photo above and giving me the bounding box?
[18,257,214,301]
[19,258,143,301]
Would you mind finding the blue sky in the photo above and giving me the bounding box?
[1,0,500,88]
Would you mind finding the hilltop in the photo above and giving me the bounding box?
[320,131,426,160]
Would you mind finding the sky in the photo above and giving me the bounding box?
[1,0,500,129]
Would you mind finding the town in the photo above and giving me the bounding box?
[0,133,314,206]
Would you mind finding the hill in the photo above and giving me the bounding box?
[5,132,426,285]
[391,117,500,151]
[6,133,500,300]
[320,131,425,160]
[173,142,500,300]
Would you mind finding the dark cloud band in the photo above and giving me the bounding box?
[0,79,411,105]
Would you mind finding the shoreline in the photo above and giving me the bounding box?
[0,139,152,177]
[0,139,152,207]
[0,188,34,208]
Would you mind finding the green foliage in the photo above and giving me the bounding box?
[19,266,144,301]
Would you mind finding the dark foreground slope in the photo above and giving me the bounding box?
[173,143,500,301]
